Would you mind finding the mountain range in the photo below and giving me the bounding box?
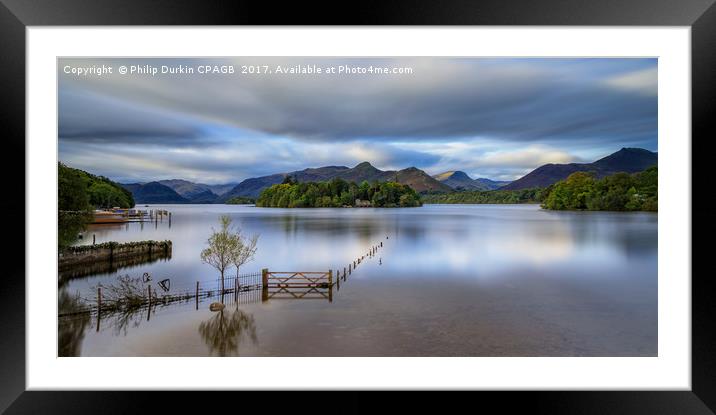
[432,171,512,191]
[121,182,190,204]
[121,179,237,204]
[217,162,452,201]
[118,147,657,204]
[501,147,658,190]
[156,179,236,198]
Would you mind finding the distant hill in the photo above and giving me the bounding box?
[186,190,219,204]
[502,148,657,190]
[120,179,237,204]
[205,183,237,196]
[433,171,511,191]
[218,162,450,201]
[333,162,385,183]
[118,182,142,195]
[390,167,452,193]
[158,179,212,199]
[158,179,236,198]
[433,171,483,190]
[218,174,285,201]
[122,182,189,204]
[475,178,512,190]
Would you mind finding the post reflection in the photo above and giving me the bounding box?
[58,289,91,357]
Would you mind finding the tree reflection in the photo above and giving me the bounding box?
[58,289,90,357]
[198,307,257,356]
[103,306,147,336]
[58,211,92,249]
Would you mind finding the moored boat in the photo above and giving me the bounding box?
[92,210,128,224]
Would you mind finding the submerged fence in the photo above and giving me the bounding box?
[59,237,389,318]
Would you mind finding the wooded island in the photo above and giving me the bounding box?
[256,177,422,208]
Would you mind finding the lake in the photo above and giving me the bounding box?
[59,204,657,357]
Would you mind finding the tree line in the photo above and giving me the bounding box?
[225,196,256,205]
[421,187,552,205]
[59,162,134,211]
[58,163,136,248]
[541,166,657,211]
[256,177,422,208]
[420,166,657,212]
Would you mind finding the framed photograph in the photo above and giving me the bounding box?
[2,0,711,412]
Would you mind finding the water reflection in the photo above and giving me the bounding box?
[263,284,333,302]
[62,204,658,357]
[198,306,258,356]
[101,305,151,336]
[59,256,172,286]
[58,289,90,357]
[59,211,94,248]
[259,210,388,241]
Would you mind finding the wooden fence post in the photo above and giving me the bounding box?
[195,281,199,310]
[261,268,269,302]
[328,269,333,287]
[147,285,152,307]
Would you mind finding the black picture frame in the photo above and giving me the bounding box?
[1,0,711,413]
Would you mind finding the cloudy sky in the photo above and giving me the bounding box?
[58,57,657,184]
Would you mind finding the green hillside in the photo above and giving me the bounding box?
[422,166,657,212]
[59,163,135,210]
[58,163,135,248]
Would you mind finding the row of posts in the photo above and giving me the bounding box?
[95,270,262,316]
[94,240,387,329]
[143,209,171,226]
[95,273,232,330]
[90,210,172,245]
[333,239,385,291]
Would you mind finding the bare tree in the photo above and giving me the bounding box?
[231,230,259,280]
[201,215,238,294]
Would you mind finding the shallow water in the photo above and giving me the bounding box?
[59,204,657,356]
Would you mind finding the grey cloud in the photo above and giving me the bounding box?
[58,57,657,182]
[59,57,657,145]
[58,88,204,146]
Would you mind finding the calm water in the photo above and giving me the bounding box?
[59,204,657,356]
